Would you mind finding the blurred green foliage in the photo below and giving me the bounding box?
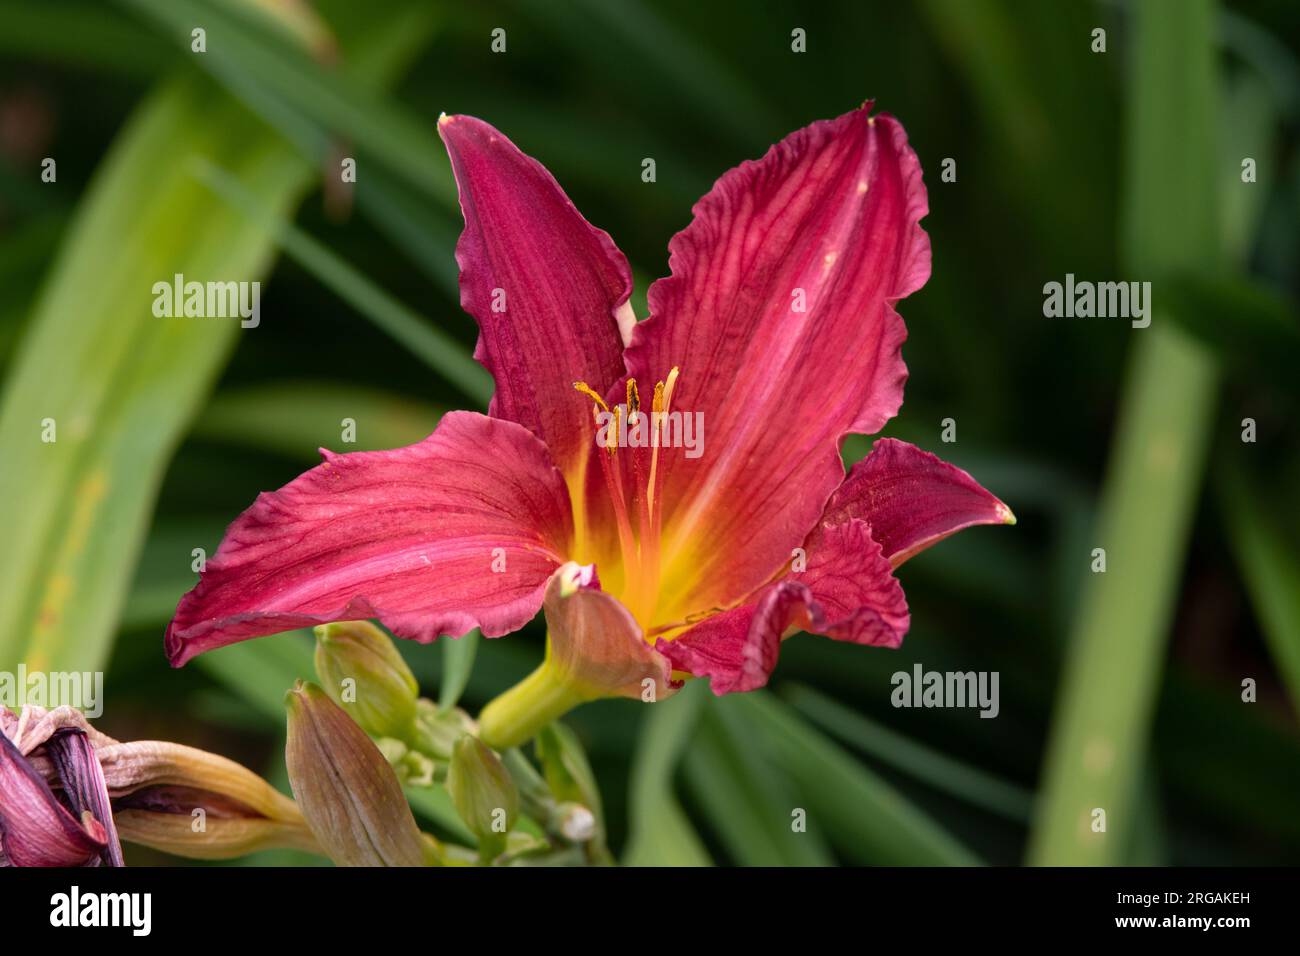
[0,0,1297,865]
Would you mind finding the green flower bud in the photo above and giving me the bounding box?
[284,681,425,867]
[446,735,518,860]
[409,698,477,761]
[376,737,436,787]
[314,620,419,740]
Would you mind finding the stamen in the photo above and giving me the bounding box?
[645,366,680,518]
[571,368,685,633]
[593,412,638,582]
[607,405,621,455]
[635,366,682,630]
[646,606,723,639]
[572,381,610,413]
[661,366,681,411]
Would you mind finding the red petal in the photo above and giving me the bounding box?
[166,412,572,666]
[440,114,633,478]
[623,104,930,617]
[824,438,1014,567]
[658,520,909,694]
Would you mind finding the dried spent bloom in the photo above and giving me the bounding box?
[0,727,113,867]
[1,705,316,864]
[101,739,318,860]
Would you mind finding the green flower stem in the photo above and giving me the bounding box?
[478,657,588,750]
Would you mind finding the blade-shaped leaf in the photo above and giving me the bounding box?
[684,698,833,866]
[439,632,480,712]
[729,692,982,866]
[623,681,712,866]
[1028,0,1221,866]
[194,382,443,460]
[784,684,1032,824]
[1220,463,1300,711]
[190,159,491,405]
[0,76,312,673]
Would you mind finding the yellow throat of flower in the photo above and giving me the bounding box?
[570,367,682,635]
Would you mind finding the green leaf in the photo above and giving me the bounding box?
[1219,464,1300,711]
[683,698,833,866]
[0,214,67,364]
[729,692,981,866]
[119,0,455,206]
[919,0,1118,262]
[438,632,480,711]
[0,76,312,673]
[522,0,776,148]
[0,0,176,76]
[1159,275,1300,394]
[0,0,446,674]
[119,0,468,299]
[784,684,1032,824]
[623,681,712,866]
[1028,0,1221,866]
[194,381,442,460]
[190,159,492,405]
[195,631,317,721]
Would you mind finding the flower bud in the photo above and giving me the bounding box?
[285,681,425,867]
[409,698,476,760]
[314,620,419,740]
[446,735,518,860]
[556,802,596,843]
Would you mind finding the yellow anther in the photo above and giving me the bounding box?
[626,379,640,415]
[572,381,610,413]
[652,381,666,416]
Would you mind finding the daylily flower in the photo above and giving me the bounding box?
[165,103,1013,748]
